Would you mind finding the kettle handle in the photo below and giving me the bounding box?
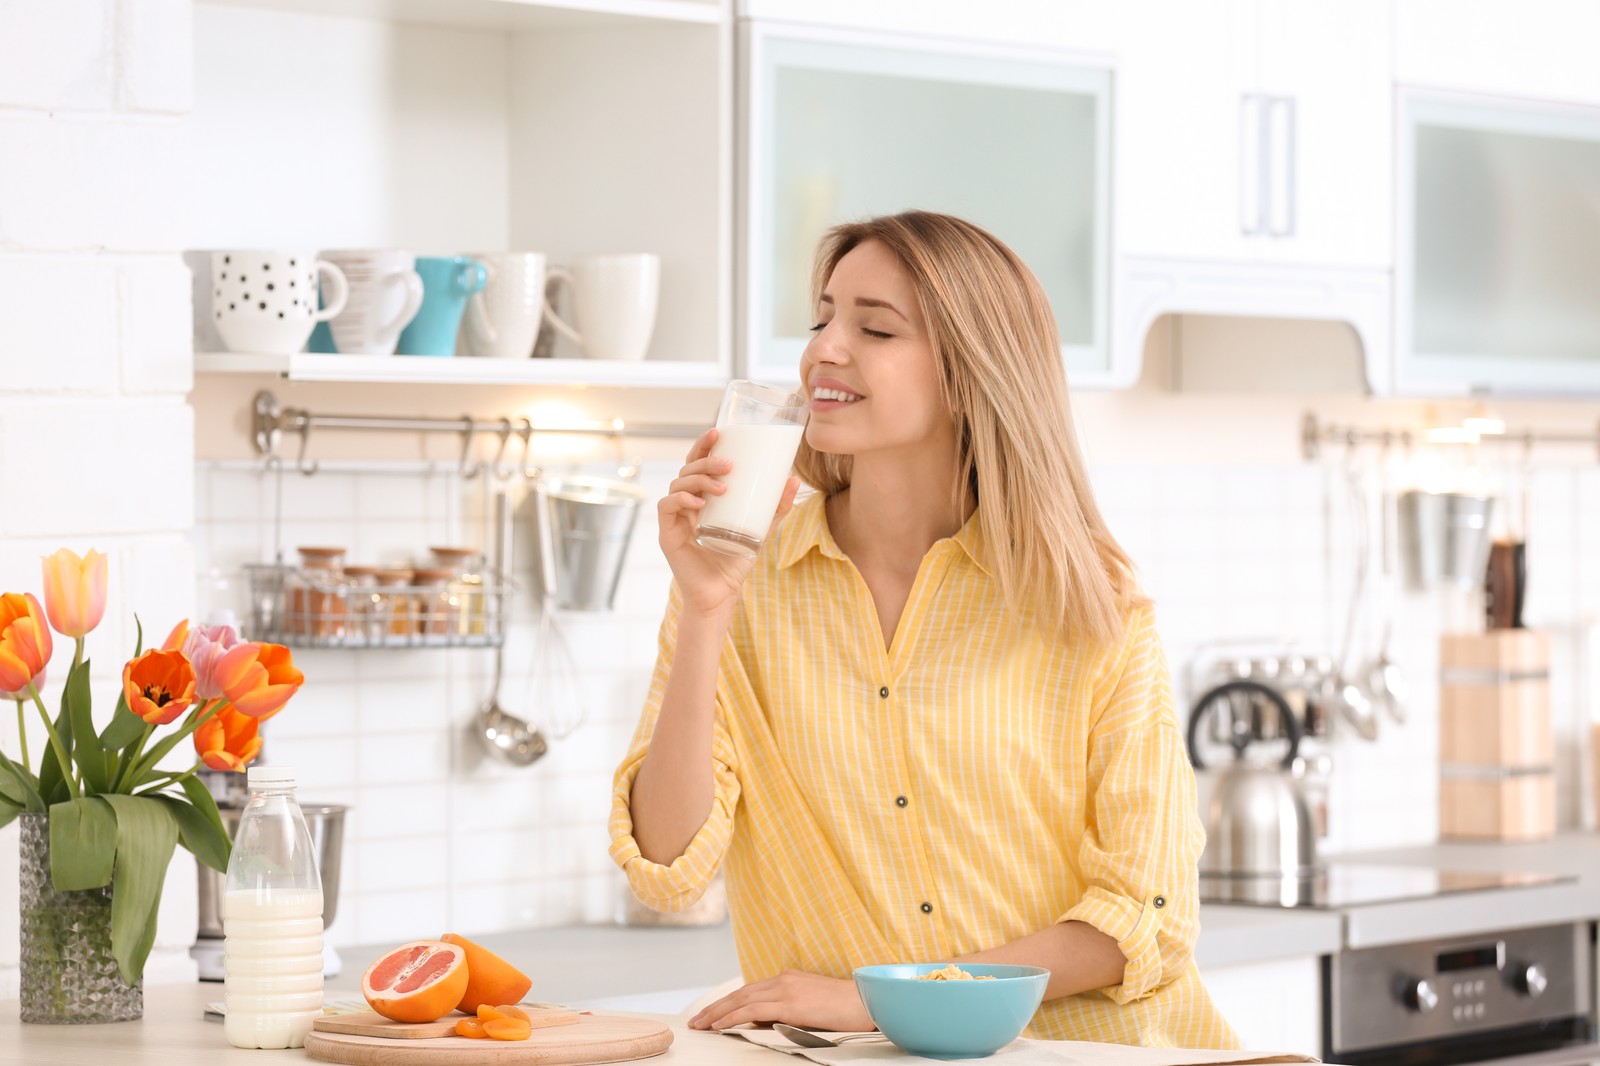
[1186,679,1301,771]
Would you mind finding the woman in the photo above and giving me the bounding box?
[608,211,1237,1048]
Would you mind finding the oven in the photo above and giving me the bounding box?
[1325,921,1596,1066]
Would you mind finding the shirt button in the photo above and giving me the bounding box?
[920,902,933,915]
[879,686,889,699]
[1153,896,1166,908]
[895,796,908,808]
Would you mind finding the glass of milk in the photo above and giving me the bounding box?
[695,380,809,558]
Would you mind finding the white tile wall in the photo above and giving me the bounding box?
[0,0,197,996]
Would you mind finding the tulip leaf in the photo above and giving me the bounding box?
[100,697,146,752]
[36,697,74,805]
[99,794,178,987]
[179,773,230,847]
[156,795,231,875]
[0,748,43,812]
[64,659,111,794]
[47,797,117,891]
[0,793,21,830]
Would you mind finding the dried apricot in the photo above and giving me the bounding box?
[484,1017,532,1041]
[454,1018,487,1038]
[477,1003,506,1022]
[493,1005,530,1023]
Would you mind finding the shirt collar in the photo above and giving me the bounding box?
[775,492,993,576]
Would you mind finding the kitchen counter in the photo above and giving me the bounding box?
[1203,830,1600,954]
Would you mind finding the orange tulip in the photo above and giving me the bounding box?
[162,619,190,652]
[0,593,53,696]
[193,703,262,772]
[122,649,196,726]
[40,548,108,639]
[216,642,303,720]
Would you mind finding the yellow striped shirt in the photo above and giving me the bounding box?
[610,493,1238,1048]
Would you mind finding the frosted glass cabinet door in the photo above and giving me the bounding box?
[741,24,1112,384]
[1397,91,1600,395]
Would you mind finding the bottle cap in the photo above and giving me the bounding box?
[246,766,296,789]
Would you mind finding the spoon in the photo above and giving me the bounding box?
[1365,488,1407,724]
[772,1023,886,1049]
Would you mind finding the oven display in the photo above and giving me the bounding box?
[1436,943,1503,973]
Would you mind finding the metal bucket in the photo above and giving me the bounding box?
[1398,491,1495,590]
[195,802,347,942]
[536,476,648,612]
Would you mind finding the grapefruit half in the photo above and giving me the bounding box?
[362,939,470,1023]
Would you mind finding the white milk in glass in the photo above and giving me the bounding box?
[699,423,805,549]
[223,887,324,1049]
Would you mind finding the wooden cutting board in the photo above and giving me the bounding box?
[304,1013,673,1065]
[313,1010,582,1040]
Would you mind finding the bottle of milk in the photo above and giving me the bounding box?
[222,766,324,1049]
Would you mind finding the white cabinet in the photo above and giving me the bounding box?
[1118,0,1390,271]
[1202,955,1322,1058]
[1396,0,1600,108]
[739,22,1115,385]
[189,0,731,389]
[1394,89,1600,396]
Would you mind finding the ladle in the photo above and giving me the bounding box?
[476,490,549,766]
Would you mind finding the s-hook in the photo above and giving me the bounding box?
[295,424,319,477]
[458,417,482,479]
[491,418,518,481]
[611,419,640,480]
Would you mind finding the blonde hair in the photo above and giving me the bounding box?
[793,211,1143,645]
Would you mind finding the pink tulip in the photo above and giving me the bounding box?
[40,549,107,639]
[181,624,240,700]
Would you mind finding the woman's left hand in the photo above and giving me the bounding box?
[688,970,875,1032]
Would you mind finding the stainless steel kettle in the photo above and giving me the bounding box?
[1187,680,1318,878]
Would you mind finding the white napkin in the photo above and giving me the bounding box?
[722,1028,1319,1065]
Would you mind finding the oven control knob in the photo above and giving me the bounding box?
[1400,978,1438,1014]
[1513,963,1548,999]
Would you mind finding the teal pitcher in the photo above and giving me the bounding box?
[396,257,488,356]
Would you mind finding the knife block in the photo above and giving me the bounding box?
[1438,630,1555,841]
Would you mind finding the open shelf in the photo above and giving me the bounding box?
[197,0,721,31]
[195,351,727,388]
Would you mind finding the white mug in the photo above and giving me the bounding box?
[463,252,548,359]
[211,250,348,356]
[322,250,424,356]
[543,253,660,361]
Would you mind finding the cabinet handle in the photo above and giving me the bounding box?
[1267,95,1297,237]
[1239,94,1268,236]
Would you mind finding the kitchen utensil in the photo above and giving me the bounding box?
[312,1011,579,1040]
[772,1024,886,1048]
[523,595,586,741]
[535,475,647,612]
[1331,467,1378,740]
[1486,538,1527,630]
[303,1012,673,1065]
[477,492,548,767]
[1365,484,1407,724]
[193,801,347,980]
[1187,680,1318,878]
[1398,490,1496,590]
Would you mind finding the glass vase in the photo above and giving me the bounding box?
[17,812,143,1024]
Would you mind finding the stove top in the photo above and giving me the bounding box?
[1199,863,1574,908]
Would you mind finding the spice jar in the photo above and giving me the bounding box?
[431,548,486,637]
[410,568,457,637]
[295,547,347,639]
[342,566,381,644]
[374,569,415,640]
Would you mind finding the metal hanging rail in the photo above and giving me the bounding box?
[1301,412,1600,462]
[252,389,704,476]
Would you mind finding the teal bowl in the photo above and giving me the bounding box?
[853,963,1049,1059]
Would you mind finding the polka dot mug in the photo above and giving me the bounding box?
[210,250,349,356]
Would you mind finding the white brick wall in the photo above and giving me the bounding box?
[0,0,197,998]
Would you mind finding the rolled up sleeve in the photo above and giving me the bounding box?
[1058,607,1204,1004]
[608,582,743,912]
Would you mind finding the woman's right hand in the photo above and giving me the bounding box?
[658,427,799,617]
